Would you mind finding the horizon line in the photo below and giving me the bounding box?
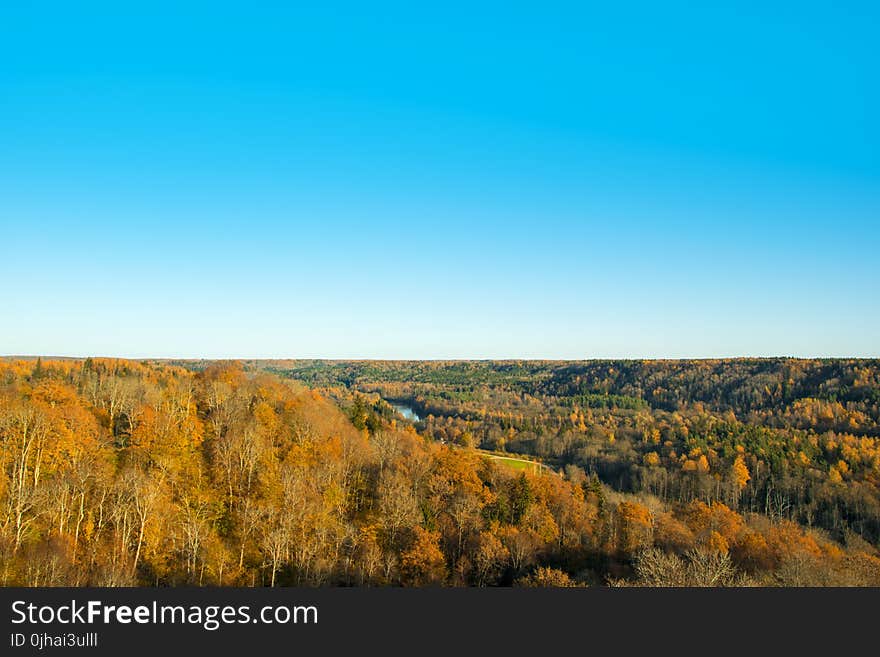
[3,354,879,362]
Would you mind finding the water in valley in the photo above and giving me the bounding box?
[391,403,421,422]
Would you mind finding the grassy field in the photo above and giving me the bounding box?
[478,451,544,472]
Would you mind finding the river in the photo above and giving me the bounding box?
[391,403,421,422]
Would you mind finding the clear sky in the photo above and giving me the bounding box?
[1,1,878,359]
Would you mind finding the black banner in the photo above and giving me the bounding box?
[0,587,875,655]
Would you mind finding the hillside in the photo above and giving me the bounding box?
[1,358,879,586]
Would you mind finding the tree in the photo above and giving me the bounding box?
[615,501,653,555]
[471,530,509,586]
[400,527,446,586]
[730,455,751,505]
[516,566,579,587]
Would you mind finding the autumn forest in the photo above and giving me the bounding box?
[2,357,880,587]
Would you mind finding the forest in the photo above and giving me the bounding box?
[2,357,880,587]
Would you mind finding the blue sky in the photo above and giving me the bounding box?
[1,1,878,358]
